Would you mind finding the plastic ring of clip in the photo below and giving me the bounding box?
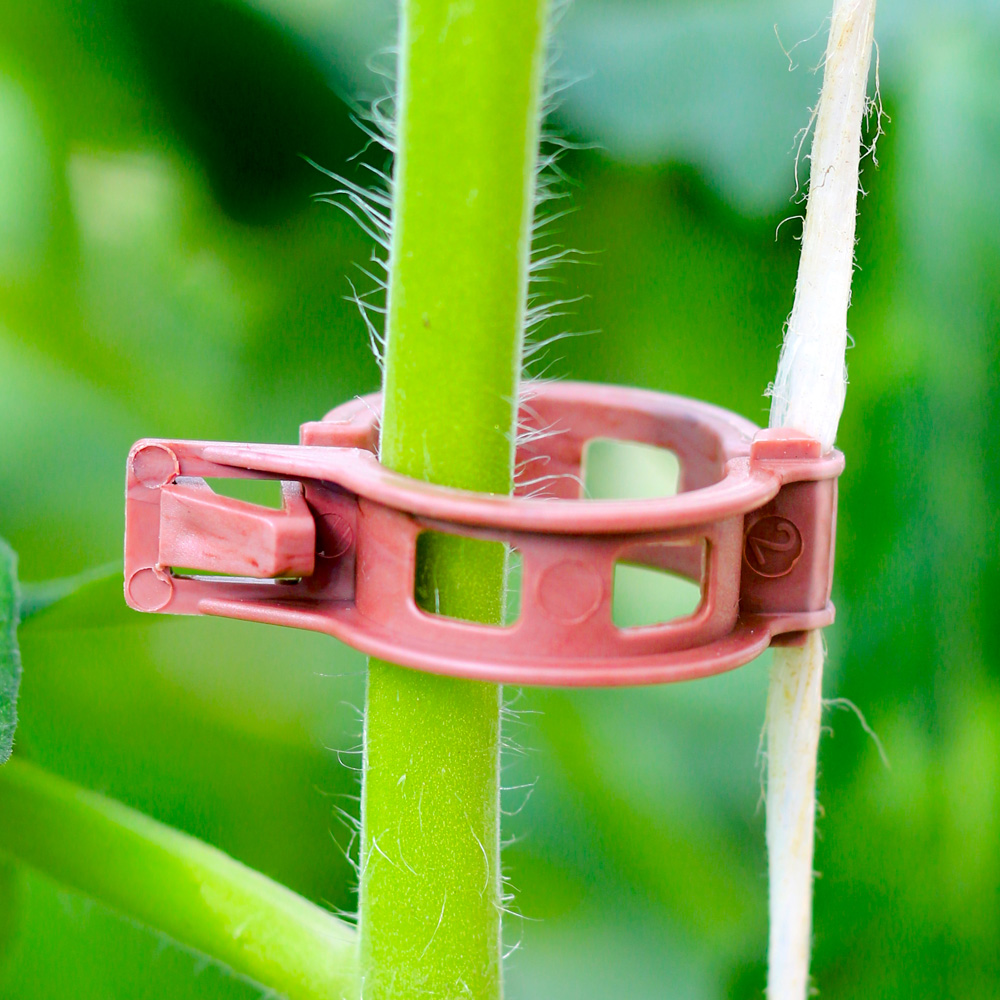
[124,381,843,687]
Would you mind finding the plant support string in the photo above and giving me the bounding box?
[765,1,877,997]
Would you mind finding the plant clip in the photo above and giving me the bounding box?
[124,381,843,687]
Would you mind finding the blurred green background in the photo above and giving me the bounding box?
[1,0,998,996]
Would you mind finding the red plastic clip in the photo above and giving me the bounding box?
[124,382,843,687]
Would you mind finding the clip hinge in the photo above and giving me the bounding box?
[125,440,356,617]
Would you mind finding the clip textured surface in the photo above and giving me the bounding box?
[124,381,843,687]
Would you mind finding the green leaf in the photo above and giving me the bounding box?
[0,858,23,976]
[0,537,22,765]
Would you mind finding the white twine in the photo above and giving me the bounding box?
[766,2,876,998]
[769,0,877,452]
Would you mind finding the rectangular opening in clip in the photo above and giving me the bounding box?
[414,530,521,628]
[582,438,682,500]
[202,477,284,509]
[612,540,705,629]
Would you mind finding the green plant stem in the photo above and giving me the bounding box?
[359,0,549,997]
[0,758,359,1000]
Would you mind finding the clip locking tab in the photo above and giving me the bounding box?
[124,381,843,687]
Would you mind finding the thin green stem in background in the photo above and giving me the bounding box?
[0,759,359,1000]
[359,0,549,997]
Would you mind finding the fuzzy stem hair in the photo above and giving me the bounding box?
[358,1,550,997]
[766,1,877,998]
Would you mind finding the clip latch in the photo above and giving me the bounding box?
[158,478,316,580]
